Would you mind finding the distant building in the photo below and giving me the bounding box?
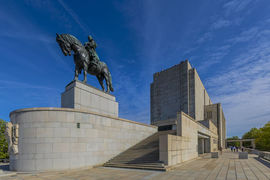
[150,60,226,149]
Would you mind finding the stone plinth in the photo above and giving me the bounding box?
[211,152,219,158]
[239,152,248,159]
[61,80,118,117]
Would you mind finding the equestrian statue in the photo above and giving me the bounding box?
[56,33,114,93]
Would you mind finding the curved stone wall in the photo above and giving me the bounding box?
[9,107,157,172]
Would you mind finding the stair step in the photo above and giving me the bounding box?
[111,155,159,159]
[106,163,164,167]
[108,161,161,164]
[110,158,159,162]
[103,131,175,171]
[104,164,166,171]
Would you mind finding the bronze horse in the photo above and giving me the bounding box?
[56,34,113,93]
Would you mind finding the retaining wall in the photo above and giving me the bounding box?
[9,108,157,172]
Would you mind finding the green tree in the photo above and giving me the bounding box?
[242,121,270,151]
[242,127,260,147]
[256,121,270,151]
[0,119,8,159]
[227,136,240,147]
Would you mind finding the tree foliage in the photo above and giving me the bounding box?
[0,119,8,159]
[242,121,270,151]
[242,127,260,147]
[255,122,270,151]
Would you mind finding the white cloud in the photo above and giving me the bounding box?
[223,0,254,15]
[57,0,89,34]
[197,32,213,44]
[206,34,270,137]
[196,44,232,73]
[211,19,231,30]
[227,27,259,44]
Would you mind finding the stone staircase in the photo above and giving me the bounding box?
[104,130,176,171]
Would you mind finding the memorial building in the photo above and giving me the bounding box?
[7,34,226,171]
[151,60,226,150]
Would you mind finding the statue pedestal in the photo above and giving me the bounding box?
[61,80,118,117]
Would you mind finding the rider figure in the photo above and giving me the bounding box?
[84,35,100,66]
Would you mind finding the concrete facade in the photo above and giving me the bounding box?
[159,112,218,166]
[177,112,218,153]
[204,103,226,149]
[151,60,212,123]
[62,80,118,117]
[151,60,226,150]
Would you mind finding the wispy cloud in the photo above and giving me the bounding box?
[0,4,74,74]
[197,32,213,44]
[223,0,254,15]
[0,4,72,121]
[0,80,62,120]
[189,0,270,137]
[211,19,231,30]
[115,0,269,129]
[0,9,53,44]
[227,27,260,44]
[0,80,61,91]
[205,29,270,136]
[57,0,89,34]
[196,44,232,73]
[194,0,260,72]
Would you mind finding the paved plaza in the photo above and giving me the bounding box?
[1,151,270,180]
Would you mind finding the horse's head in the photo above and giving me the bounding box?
[56,33,72,56]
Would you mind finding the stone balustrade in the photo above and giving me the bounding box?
[243,147,270,161]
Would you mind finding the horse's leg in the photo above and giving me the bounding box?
[107,71,114,92]
[97,75,105,91]
[83,65,88,83]
[102,65,113,92]
[103,72,110,93]
[106,77,110,93]
[74,66,79,80]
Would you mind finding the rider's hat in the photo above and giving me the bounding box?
[88,35,93,41]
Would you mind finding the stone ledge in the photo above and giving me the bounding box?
[61,80,118,117]
[65,80,115,100]
[9,107,157,129]
[211,152,219,158]
[239,152,248,159]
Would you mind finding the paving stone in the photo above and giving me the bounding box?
[1,151,270,180]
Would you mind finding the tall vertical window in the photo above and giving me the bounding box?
[207,111,212,119]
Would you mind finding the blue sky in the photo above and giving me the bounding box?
[0,0,270,137]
